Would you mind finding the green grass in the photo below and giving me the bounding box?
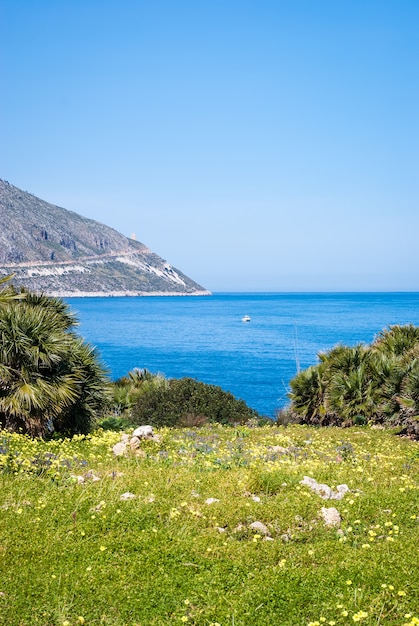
[0,425,418,626]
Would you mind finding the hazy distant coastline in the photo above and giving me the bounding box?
[54,290,212,298]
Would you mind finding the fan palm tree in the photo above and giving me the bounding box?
[0,302,78,435]
[372,324,419,357]
[0,274,25,304]
[288,364,328,424]
[0,290,108,436]
[327,363,377,424]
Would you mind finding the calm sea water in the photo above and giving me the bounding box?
[66,293,419,418]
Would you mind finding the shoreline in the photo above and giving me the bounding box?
[48,290,212,298]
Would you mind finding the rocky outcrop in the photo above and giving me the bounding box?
[300,476,350,500]
[0,179,210,297]
[112,426,160,456]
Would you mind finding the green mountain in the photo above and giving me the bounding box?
[0,179,210,296]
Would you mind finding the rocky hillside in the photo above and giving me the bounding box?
[0,179,210,296]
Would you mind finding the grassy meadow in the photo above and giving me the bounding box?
[0,424,418,626]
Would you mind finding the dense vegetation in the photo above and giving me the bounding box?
[0,276,108,436]
[288,325,419,438]
[107,369,261,428]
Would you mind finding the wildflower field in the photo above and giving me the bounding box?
[0,425,418,626]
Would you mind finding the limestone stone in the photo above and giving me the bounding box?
[113,441,128,456]
[132,425,154,439]
[301,476,350,500]
[205,498,220,505]
[120,492,136,501]
[321,507,341,527]
[249,521,270,536]
[129,436,141,451]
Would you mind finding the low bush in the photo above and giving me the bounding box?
[131,376,261,427]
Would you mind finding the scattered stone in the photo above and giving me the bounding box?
[335,484,350,498]
[233,523,245,533]
[249,521,270,536]
[71,475,85,484]
[205,498,219,505]
[120,492,136,501]
[251,495,261,503]
[263,536,274,541]
[280,533,291,542]
[270,445,289,454]
[321,507,341,527]
[113,441,128,457]
[301,476,333,498]
[301,476,350,500]
[84,470,100,482]
[216,526,226,533]
[120,433,130,442]
[132,425,154,439]
[129,436,141,451]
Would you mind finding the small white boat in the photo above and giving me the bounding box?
[241,315,251,322]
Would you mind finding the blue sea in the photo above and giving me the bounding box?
[66,293,419,418]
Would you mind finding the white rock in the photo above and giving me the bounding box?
[233,523,245,533]
[72,475,85,484]
[321,507,341,527]
[336,484,350,498]
[252,495,261,503]
[120,433,130,442]
[301,476,333,499]
[113,441,128,456]
[216,526,226,533]
[205,498,220,505]
[129,436,141,451]
[120,492,136,501]
[132,425,154,439]
[249,521,270,536]
[301,476,350,500]
[270,445,289,454]
[84,470,100,482]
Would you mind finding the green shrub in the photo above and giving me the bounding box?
[131,376,260,427]
[110,369,168,417]
[288,324,419,436]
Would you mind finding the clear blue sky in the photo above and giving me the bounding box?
[1,1,418,292]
